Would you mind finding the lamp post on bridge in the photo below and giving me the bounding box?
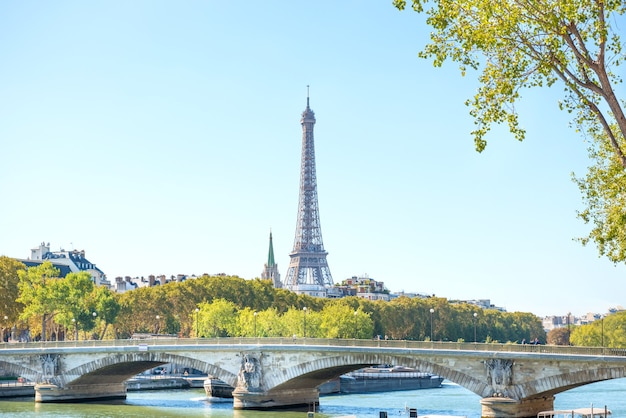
[567,312,571,345]
[473,312,478,343]
[429,308,435,341]
[92,312,97,340]
[1,315,7,343]
[155,315,160,335]
[303,307,307,338]
[195,308,199,338]
[253,311,257,338]
[72,318,78,341]
[42,275,47,342]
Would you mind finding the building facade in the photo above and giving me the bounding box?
[21,242,109,286]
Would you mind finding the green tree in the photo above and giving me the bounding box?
[281,306,316,338]
[16,262,61,340]
[352,308,374,339]
[394,0,626,262]
[0,257,25,333]
[319,303,373,339]
[379,297,422,340]
[116,286,155,337]
[17,267,110,341]
[197,298,238,337]
[255,307,287,337]
[91,285,121,339]
[236,307,256,337]
[52,271,96,339]
[547,327,571,345]
[571,312,626,347]
[574,125,626,262]
[271,288,301,313]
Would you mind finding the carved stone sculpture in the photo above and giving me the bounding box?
[39,354,58,381]
[484,358,513,397]
[237,353,262,391]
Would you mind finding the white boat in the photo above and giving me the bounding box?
[339,365,443,394]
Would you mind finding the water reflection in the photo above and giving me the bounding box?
[1,379,626,418]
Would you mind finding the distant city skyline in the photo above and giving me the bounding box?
[1,2,625,318]
[9,240,622,320]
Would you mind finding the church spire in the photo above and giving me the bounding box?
[261,230,281,288]
[267,231,275,267]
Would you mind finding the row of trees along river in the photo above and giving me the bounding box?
[2,255,625,347]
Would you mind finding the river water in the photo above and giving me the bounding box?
[1,379,625,417]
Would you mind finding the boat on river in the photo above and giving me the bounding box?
[338,365,443,394]
[204,365,443,398]
[203,377,235,398]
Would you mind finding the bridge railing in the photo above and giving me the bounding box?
[2,338,625,357]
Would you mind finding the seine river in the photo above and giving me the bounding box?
[1,379,625,417]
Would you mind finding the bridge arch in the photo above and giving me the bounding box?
[268,352,487,397]
[0,360,39,382]
[57,352,238,388]
[515,366,626,400]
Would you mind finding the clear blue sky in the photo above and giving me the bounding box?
[1,1,624,318]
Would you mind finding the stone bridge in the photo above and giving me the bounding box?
[1,338,626,417]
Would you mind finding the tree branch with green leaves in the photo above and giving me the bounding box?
[394,0,626,262]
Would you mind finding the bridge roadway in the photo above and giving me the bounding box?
[1,338,626,417]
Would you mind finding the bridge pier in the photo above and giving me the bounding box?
[35,382,127,403]
[232,387,319,411]
[480,396,555,418]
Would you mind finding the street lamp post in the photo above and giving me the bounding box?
[2,315,7,343]
[155,315,160,335]
[429,308,435,341]
[42,275,47,341]
[567,312,571,345]
[195,308,200,338]
[253,312,257,338]
[72,318,78,341]
[303,307,307,338]
[473,312,478,343]
[92,312,97,340]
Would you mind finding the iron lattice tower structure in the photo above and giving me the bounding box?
[284,93,333,292]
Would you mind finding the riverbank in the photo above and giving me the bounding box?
[0,379,625,417]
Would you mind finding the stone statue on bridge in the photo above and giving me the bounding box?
[237,353,262,391]
[484,358,513,397]
[39,354,58,382]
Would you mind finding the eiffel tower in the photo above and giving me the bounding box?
[283,91,334,296]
